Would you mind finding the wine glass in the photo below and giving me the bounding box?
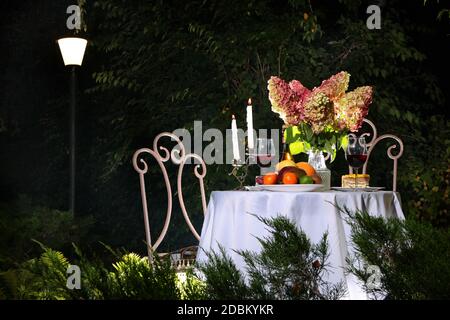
[345,134,368,189]
[255,138,276,176]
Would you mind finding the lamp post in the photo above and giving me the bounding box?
[57,37,87,216]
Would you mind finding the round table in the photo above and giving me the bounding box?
[197,190,404,300]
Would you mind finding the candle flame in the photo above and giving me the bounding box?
[248,98,252,105]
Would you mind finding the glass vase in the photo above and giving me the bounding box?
[308,149,331,191]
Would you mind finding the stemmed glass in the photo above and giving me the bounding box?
[345,134,368,189]
[255,138,276,176]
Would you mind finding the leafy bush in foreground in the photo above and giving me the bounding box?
[1,216,344,300]
[198,216,346,300]
[2,211,449,300]
[343,208,450,300]
[0,244,200,300]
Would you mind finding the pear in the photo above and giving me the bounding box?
[275,160,297,172]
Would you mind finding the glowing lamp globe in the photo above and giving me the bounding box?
[57,37,87,66]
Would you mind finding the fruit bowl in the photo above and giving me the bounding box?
[257,161,323,189]
[246,184,324,192]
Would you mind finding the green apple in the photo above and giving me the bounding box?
[299,175,314,184]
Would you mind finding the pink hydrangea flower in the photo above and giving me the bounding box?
[268,76,310,125]
[315,71,350,101]
[303,91,334,134]
[267,72,373,134]
[334,86,373,132]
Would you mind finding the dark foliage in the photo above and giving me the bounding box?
[0,196,93,270]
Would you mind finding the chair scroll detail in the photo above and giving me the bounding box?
[177,153,207,241]
[362,134,404,192]
[132,132,206,263]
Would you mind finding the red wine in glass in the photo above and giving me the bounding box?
[346,154,367,169]
[256,138,276,172]
[345,135,368,189]
[257,154,273,168]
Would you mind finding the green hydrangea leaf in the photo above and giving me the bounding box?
[341,135,349,150]
[284,126,301,144]
[324,141,337,162]
[289,140,305,155]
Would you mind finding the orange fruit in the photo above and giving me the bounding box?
[282,172,298,184]
[296,162,316,176]
[263,173,278,185]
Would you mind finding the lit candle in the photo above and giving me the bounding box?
[231,114,241,161]
[246,98,254,150]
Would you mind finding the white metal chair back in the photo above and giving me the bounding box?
[132,132,207,263]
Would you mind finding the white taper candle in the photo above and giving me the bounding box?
[231,115,240,161]
[246,98,254,150]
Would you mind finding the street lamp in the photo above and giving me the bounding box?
[57,36,87,216]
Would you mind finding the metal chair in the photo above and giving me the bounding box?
[132,132,207,265]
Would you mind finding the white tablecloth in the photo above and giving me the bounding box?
[197,190,404,300]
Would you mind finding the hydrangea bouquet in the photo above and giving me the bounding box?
[267,71,373,161]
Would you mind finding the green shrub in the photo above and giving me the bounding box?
[343,208,450,299]
[0,243,206,300]
[198,216,346,300]
[107,253,180,299]
[2,210,449,300]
